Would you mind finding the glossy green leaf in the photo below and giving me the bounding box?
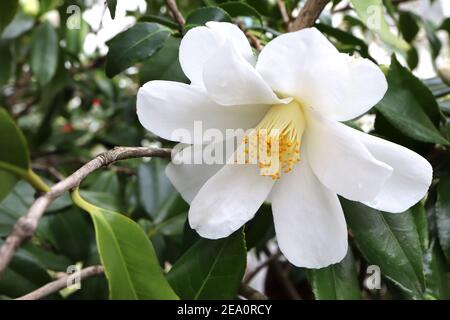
[167,229,246,299]
[107,0,117,19]
[138,158,177,219]
[185,7,232,28]
[399,11,420,43]
[245,204,274,252]
[1,11,34,40]
[0,41,12,87]
[350,0,409,51]
[30,21,58,86]
[436,173,450,264]
[38,207,93,262]
[308,250,361,300]
[0,0,18,34]
[140,36,188,84]
[376,56,449,145]
[342,199,424,298]
[0,109,34,198]
[0,181,71,237]
[71,189,178,300]
[316,23,369,58]
[0,170,17,202]
[411,203,429,251]
[423,20,442,59]
[0,240,55,299]
[105,22,170,78]
[423,240,450,299]
[139,14,179,29]
[65,17,89,55]
[219,1,263,25]
[0,108,30,171]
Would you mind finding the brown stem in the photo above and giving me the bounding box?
[243,251,282,284]
[277,0,291,31]
[17,265,105,300]
[292,0,330,31]
[0,147,172,280]
[238,284,268,300]
[165,0,185,31]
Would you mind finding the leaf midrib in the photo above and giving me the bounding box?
[113,28,168,66]
[193,238,229,300]
[95,212,139,299]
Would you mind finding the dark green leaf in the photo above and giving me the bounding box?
[436,173,450,264]
[107,0,117,19]
[0,181,71,237]
[219,1,263,25]
[0,41,13,87]
[399,11,420,43]
[0,108,30,199]
[140,36,188,84]
[138,158,176,219]
[423,240,450,299]
[185,7,231,28]
[30,21,59,86]
[0,108,30,171]
[71,189,178,300]
[308,250,361,300]
[411,203,429,251]
[139,15,179,29]
[168,229,246,299]
[38,207,93,262]
[423,20,441,59]
[0,170,17,202]
[105,22,170,78]
[1,11,34,40]
[342,199,424,298]
[245,204,274,252]
[316,23,369,58]
[0,0,18,34]
[0,240,55,299]
[376,56,449,145]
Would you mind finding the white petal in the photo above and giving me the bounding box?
[206,22,254,64]
[256,28,387,121]
[179,22,254,86]
[137,80,268,143]
[352,129,433,213]
[165,137,240,203]
[166,162,223,205]
[189,164,275,239]
[203,43,287,106]
[306,110,393,202]
[271,157,348,268]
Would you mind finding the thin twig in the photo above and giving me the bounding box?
[238,22,263,51]
[292,0,330,31]
[244,251,282,284]
[277,0,291,31]
[165,0,185,31]
[17,265,105,300]
[238,284,268,300]
[246,31,262,51]
[0,147,172,279]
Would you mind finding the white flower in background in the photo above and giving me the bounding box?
[137,22,433,268]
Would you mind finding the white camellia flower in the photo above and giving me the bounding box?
[137,22,433,268]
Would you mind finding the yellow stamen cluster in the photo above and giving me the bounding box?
[239,100,306,179]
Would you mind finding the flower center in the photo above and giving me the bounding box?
[241,100,306,179]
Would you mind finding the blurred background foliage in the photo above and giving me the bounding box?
[0,0,450,300]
